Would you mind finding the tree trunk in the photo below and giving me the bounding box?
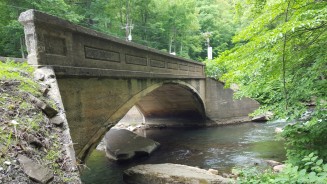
[282,0,291,110]
[20,36,25,59]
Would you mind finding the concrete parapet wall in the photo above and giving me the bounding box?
[18,9,205,79]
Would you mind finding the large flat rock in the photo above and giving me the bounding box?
[123,163,232,184]
[105,129,160,161]
[18,155,54,184]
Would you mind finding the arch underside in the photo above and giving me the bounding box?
[136,83,205,127]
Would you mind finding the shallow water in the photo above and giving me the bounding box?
[81,121,286,184]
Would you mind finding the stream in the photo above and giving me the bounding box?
[81,121,286,183]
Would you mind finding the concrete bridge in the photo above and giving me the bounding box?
[19,10,259,162]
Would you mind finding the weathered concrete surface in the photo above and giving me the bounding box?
[123,163,232,184]
[138,82,206,128]
[105,129,160,161]
[205,78,260,124]
[18,9,205,79]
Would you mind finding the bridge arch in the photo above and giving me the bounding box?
[60,78,206,162]
[108,80,206,127]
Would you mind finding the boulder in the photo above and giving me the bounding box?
[50,115,64,126]
[275,127,283,134]
[123,163,232,184]
[265,160,282,167]
[273,164,286,172]
[208,169,219,175]
[251,112,273,122]
[25,134,43,148]
[28,94,58,118]
[105,129,160,161]
[34,72,45,81]
[40,85,50,97]
[18,155,54,183]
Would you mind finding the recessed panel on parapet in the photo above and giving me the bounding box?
[45,36,67,56]
[125,55,147,66]
[84,46,120,62]
[188,65,195,72]
[179,63,189,71]
[150,59,165,68]
[167,62,178,70]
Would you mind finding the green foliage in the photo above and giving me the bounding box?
[207,0,326,164]
[0,0,82,57]
[196,0,237,60]
[0,60,40,95]
[282,105,327,164]
[0,61,43,157]
[237,153,327,184]
[0,0,238,61]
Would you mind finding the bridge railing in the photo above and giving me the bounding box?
[19,10,205,79]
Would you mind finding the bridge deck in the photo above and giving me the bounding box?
[19,10,205,79]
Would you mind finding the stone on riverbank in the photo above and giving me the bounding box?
[208,168,219,175]
[28,94,58,118]
[273,164,286,172]
[251,112,273,122]
[105,129,160,161]
[123,163,232,184]
[18,155,54,183]
[265,160,282,167]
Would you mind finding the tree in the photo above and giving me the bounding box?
[148,0,201,58]
[0,0,82,57]
[1,0,238,61]
[208,0,327,164]
[196,0,237,60]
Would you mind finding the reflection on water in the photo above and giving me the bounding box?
[81,121,286,184]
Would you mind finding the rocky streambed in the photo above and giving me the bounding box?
[97,128,234,183]
[82,121,286,184]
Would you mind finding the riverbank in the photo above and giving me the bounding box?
[0,61,80,183]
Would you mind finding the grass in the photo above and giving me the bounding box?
[0,60,40,95]
[0,60,75,183]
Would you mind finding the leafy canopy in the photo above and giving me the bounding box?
[207,0,326,163]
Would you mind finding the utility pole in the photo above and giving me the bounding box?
[122,0,134,41]
[122,22,134,41]
[202,32,212,60]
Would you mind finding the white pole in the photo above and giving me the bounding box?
[208,46,212,60]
